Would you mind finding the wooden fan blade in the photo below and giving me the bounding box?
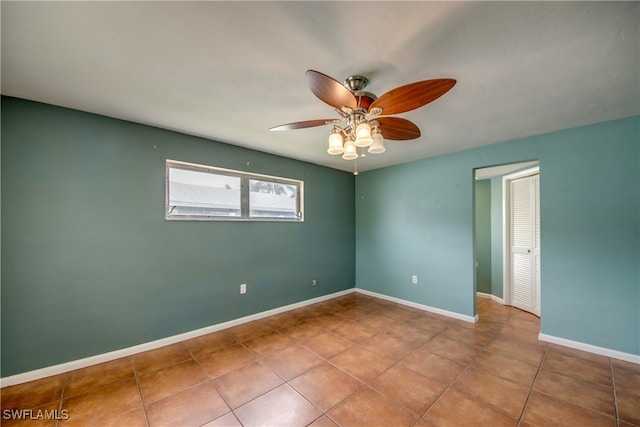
[370,79,456,115]
[377,117,421,140]
[269,119,339,131]
[306,70,358,111]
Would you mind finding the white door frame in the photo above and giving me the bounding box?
[502,166,540,307]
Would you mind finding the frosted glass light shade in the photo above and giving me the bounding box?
[342,139,358,160]
[354,122,373,147]
[327,132,344,154]
[368,132,385,154]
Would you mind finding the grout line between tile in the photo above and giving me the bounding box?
[409,360,469,426]
[402,325,487,426]
[446,333,526,422]
[55,373,70,427]
[515,344,548,427]
[131,356,151,427]
[610,358,620,427]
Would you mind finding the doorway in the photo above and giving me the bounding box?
[473,161,540,317]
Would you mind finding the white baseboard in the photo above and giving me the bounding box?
[477,292,505,304]
[539,333,640,364]
[0,288,355,388]
[355,288,478,323]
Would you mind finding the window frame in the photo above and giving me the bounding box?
[165,159,304,222]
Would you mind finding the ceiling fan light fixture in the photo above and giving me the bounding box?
[327,129,344,155]
[354,122,373,147]
[368,130,385,154]
[272,70,456,168]
[342,139,358,160]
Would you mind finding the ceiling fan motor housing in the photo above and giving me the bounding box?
[344,75,377,111]
[344,75,369,91]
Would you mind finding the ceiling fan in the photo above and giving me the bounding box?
[270,70,456,172]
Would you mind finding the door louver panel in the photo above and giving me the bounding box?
[513,252,533,307]
[510,174,540,316]
[512,179,533,248]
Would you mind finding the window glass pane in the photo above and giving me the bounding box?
[166,160,303,221]
[249,178,298,219]
[168,167,241,217]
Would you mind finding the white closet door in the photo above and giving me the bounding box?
[510,174,540,315]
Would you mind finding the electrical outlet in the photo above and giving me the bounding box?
[312,279,317,286]
[240,283,246,294]
[412,275,418,284]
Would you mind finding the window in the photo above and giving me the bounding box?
[166,160,303,221]
[249,178,299,219]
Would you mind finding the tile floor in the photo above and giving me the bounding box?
[2,294,639,426]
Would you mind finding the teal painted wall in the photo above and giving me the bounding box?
[356,116,639,355]
[356,153,476,316]
[474,180,492,294]
[1,97,356,376]
[490,177,504,299]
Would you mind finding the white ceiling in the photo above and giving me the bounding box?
[2,2,638,173]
